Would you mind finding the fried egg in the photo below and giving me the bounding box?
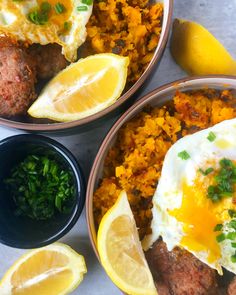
[0,0,93,61]
[142,118,236,275]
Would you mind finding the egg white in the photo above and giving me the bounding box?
[0,0,93,62]
[142,118,236,275]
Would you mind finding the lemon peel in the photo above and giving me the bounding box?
[97,191,157,295]
[28,53,129,122]
[170,19,236,76]
[0,242,87,295]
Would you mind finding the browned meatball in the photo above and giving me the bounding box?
[0,37,36,117]
[228,277,236,295]
[28,44,69,80]
[145,240,219,295]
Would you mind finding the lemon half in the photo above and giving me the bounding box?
[97,191,157,295]
[0,243,87,295]
[28,53,129,122]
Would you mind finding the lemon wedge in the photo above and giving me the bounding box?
[97,191,157,295]
[0,243,87,295]
[28,53,129,122]
[170,18,236,75]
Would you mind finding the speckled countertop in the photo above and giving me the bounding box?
[0,0,235,294]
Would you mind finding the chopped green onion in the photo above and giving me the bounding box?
[82,0,93,5]
[199,167,214,176]
[229,210,236,218]
[178,150,190,160]
[214,224,223,232]
[232,242,236,248]
[229,220,236,230]
[41,2,51,13]
[4,155,75,220]
[207,131,216,142]
[55,2,66,14]
[77,5,88,11]
[64,21,71,31]
[216,233,226,243]
[231,253,236,263]
[226,232,236,240]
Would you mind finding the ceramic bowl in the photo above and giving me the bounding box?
[86,76,236,260]
[0,134,85,249]
[0,0,173,132]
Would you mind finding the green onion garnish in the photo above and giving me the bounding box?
[82,0,93,5]
[216,233,226,243]
[199,167,214,176]
[28,2,52,25]
[41,1,51,13]
[178,150,190,160]
[231,253,236,263]
[207,131,216,142]
[207,158,236,203]
[4,155,75,220]
[77,5,88,11]
[55,2,66,14]
[226,232,236,240]
[229,210,236,218]
[232,242,236,248]
[229,220,236,230]
[214,224,223,232]
[64,21,71,30]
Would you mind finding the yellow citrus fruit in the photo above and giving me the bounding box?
[28,53,129,122]
[97,191,157,295]
[170,18,236,75]
[0,243,87,295]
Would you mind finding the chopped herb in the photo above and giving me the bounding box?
[41,1,51,13]
[207,131,216,142]
[4,155,75,220]
[207,158,236,203]
[64,21,71,31]
[178,150,190,160]
[28,2,52,25]
[82,0,93,5]
[229,209,236,218]
[199,167,214,176]
[207,185,221,202]
[226,232,236,240]
[55,2,66,14]
[231,253,236,263]
[77,5,88,11]
[229,220,236,230]
[232,242,236,248]
[216,233,226,243]
[214,224,223,232]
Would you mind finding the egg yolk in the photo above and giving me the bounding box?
[170,168,236,263]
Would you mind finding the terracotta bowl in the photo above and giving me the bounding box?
[0,0,173,132]
[86,76,236,263]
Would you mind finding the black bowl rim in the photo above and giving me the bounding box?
[0,134,85,249]
[0,0,173,132]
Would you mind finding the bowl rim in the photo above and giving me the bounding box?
[0,0,173,132]
[86,74,236,259]
[0,134,85,249]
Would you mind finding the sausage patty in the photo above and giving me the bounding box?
[228,277,236,295]
[145,240,219,295]
[28,44,68,80]
[0,37,36,117]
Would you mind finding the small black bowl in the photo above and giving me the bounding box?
[0,134,85,249]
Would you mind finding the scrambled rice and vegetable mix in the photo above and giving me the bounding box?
[93,89,236,239]
[85,0,163,83]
